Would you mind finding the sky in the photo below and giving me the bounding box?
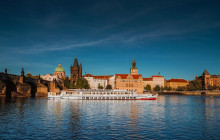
[0,0,220,80]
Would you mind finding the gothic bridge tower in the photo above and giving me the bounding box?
[70,58,82,83]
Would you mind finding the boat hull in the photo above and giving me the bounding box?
[137,97,157,100]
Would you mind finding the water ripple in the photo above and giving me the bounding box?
[0,96,220,139]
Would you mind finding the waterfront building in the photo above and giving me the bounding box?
[41,74,59,82]
[143,78,153,89]
[143,73,165,90]
[166,79,189,89]
[115,74,143,93]
[196,69,220,89]
[109,75,116,89]
[115,58,143,93]
[54,64,65,79]
[84,74,110,89]
[70,58,82,83]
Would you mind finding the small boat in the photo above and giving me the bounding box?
[48,90,158,100]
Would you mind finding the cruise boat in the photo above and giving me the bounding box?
[48,89,158,100]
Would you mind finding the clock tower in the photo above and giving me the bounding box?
[130,57,138,75]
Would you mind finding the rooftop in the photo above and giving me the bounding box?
[54,64,65,72]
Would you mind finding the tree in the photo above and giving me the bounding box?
[154,85,161,91]
[69,83,75,89]
[144,84,151,91]
[64,77,70,88]
[75,78,90,89]
[187,80,202,91]
[160,86,164,91]
[82,78,90,89]
[164,86,172,91]
[176,86,186,91]
[106,85,112,89]
[98,84,103,89]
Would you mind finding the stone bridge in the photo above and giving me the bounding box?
[0,69,63,97]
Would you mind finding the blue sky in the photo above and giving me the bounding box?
[0,0,220,80]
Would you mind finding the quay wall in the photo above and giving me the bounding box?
[159,91,220,96]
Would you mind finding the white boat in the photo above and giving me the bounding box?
[48,89,158,100]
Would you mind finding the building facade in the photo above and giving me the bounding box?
[70,58,82,83]
[41,74,59,82]
[143,73,165,90]
[115,58,143,93]
[115,74,143,93]
[196,69,220,89]
[84,74,109,89]
[54,64,65,79]
[166,79,189,89]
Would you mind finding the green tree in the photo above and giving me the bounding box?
[154,85,161,91]
[64,77,70,88]
[106,85,112,89]
[98,84,103,89]
[164,86,172,91]
[69,83,75,89]
[176,86,186,91]
[82,78,90,89]
[76,78,83,89]
[75,78,90,89]
[187,80,201,91]
[144,84,151,91]
[160,86,164,91]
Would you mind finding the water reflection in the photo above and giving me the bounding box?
[0,96,220,139]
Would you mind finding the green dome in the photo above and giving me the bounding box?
[54,64,65,72]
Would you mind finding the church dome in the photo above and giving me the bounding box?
[54,64,65,72]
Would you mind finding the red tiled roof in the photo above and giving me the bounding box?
[115,74,128,79]
[132,74,142,79]
[115,74,142,79]
[84,74,110,79]
[168,79,188,83]
[143,78,153,81]
[93,76,109,79]
[152,75,163,78]
[84,74,93,77]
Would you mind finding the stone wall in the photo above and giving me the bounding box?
[16,83,31,96]
[182,91,220,96]
[159,91,220,96]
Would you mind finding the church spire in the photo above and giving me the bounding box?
[130,57,138,74]
[73,58,79,67]
[132,57,136,69]
[21,68,24,77]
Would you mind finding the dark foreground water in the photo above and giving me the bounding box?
[0,95,220,140]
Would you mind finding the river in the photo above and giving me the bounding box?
[0,95,220,139]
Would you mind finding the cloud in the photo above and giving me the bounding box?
[15,35,117,54]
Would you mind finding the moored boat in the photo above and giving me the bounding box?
[48,89,158,100]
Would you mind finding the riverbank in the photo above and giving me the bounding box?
[158,91,220,96]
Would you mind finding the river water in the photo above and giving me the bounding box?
[0,95,220,139]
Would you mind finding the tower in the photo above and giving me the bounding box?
[202,69,211,89]
[70,58,82,83]
[130,57,138,75]
[79,63,82,79]
[19,68,24,84]
[54,64,65,79]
